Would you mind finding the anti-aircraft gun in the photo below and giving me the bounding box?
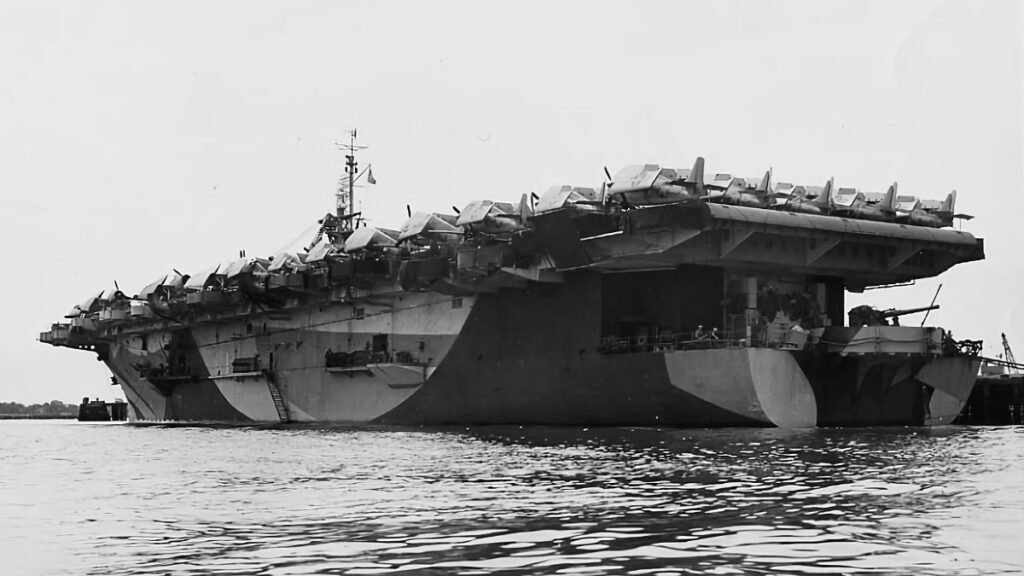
[847,304,940,327]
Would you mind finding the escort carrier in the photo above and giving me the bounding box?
[41,133,985,426]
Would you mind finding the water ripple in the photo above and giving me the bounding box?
[2,422,1022,575]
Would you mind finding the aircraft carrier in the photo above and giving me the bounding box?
[40,133,986,426]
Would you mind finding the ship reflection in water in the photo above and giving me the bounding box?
[3,422,1022,575]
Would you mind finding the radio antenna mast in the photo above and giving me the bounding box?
[335,129,366,232]
[920,283,942,326]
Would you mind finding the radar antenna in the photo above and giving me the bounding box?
[335,129,367,232]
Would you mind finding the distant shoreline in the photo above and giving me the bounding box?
[0,414,77,420]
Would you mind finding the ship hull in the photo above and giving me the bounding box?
[103,279,979,428]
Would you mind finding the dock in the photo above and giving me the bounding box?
[77,398,128,422]
[956,374,1024,425]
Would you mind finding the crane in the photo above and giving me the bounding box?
[1003,333,1020,374]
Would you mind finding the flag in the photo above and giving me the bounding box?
[367,167,377,185]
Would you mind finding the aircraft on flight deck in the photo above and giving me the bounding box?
[455,194,533,236]
[895,190,969,228]
[397,209,462,244]
[534,185,603,214]
[829,182,899,222]
[605,157,706,207]
[711,169,775,209]
[779,178,834,216]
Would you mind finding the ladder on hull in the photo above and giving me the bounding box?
[265,371,290,423]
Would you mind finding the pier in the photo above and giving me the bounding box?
[956,374,1024,425]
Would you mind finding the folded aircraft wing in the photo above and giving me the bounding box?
[608,164,662,194]
[456,200,497,226]
[830,187,859,208]
[894,196,919,212]
[344,226,397,252]
[267,251,305,272]
[535,186,601,214]
[305,237,338,262]
[184,265,220,290]
[220,257,251,278]
[398,212,461,242]
[138,270,184,299]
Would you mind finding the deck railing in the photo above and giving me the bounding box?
[598,329,750,355]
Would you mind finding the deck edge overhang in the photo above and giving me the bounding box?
[540,201,983,284]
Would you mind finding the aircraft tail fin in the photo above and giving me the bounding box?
[517,193,533,220]
[882,182,898,212]
[814,178,833,207]
[756,168,773,194]
[598,181,606,205]
[939,190,956,214]
[685,157,705,196]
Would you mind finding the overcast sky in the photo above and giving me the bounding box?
[2,0,1021,404]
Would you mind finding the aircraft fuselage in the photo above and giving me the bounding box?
[903,211,951,228]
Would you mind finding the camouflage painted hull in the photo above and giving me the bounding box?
[103,279,978,427]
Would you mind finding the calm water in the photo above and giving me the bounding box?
[2,421,1022,575]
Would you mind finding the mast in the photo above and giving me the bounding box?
[335,129,366,232]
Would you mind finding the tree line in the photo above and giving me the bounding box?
[0,400,80,416]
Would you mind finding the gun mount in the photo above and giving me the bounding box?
[848,304,940,327]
